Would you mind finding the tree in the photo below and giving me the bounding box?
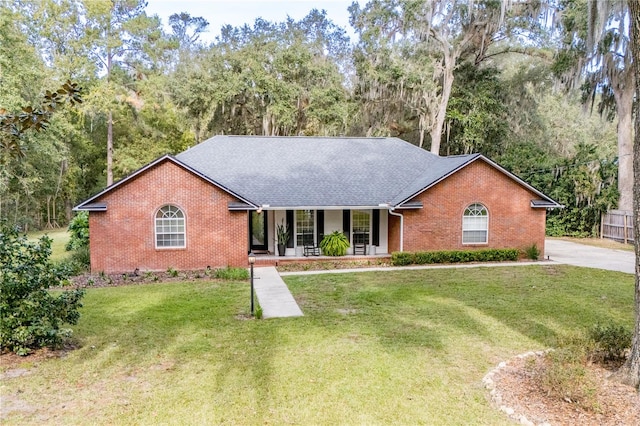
[620,0,640,391]
[82,0,170,185]
[169,12,209,56]
[0,224,84,355]
[0,81,83,162]
[555,0,633,211]
[349,0,528,154]
[171,11,351,140]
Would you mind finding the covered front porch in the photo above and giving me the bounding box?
[251,252,393,268]
[247,208,392,258]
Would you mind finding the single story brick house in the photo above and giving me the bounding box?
[74,136,561,273]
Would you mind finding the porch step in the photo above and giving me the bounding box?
[252,267,303,318]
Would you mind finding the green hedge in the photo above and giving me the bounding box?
[391,248,520,266]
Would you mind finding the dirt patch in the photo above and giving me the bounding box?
[69,268,232,288]
[1,345,75,370]
[486,351,640,425]
[0,394,36,421]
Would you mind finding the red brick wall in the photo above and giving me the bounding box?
[395,159,546,255]
[388,214,401,253]
[88,160,248,273]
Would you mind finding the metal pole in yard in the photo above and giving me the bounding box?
[249,252,255,316]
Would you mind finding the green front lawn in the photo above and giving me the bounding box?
[0,265,634,424]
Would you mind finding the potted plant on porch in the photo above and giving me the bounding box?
[276,219,290,256]
[319,231,350,256]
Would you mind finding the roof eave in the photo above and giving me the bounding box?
[73,203,107,212]
[247,205,394,211]
[531,200,564,209]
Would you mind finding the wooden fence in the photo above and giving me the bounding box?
[601,210,634,244]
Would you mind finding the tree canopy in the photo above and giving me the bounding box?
[0,0,621,240]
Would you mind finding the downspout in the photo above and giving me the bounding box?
[388,208,404,252]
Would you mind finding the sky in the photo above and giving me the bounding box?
[144,0,363,42]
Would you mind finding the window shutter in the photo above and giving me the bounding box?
[372,209,380,246]
[342,210,350,242]
[317,210,324,243]
[286,210,294,248]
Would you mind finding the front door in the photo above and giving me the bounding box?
[250,211,268,251]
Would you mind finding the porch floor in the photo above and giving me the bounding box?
[253,253,392,267]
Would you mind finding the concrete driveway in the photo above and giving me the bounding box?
[545,239,635,274]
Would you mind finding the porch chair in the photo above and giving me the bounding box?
[303,233,320,256]
[353,231,369,255]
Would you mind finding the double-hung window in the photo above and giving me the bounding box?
[462,203,488,244]
[155,205,185,248]
[296,210,314,246]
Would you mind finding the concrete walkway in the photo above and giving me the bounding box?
[252,266,303,319]
[544,239,634,274]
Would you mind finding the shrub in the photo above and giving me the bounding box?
[1,224,84,355]
[66,212,90,269]
[588,323,632,362]
[66,211,89,251]
[524,243,540,260]
[391,252,414,266]
[319,231,350,256]
[537,348,598,410]
[56,245,91,276]
[215,267,249,280]
[391,248,519,266]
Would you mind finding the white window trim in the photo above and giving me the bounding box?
[155,204,186,249]
[295,209,316,247]
[351,209,372,245]
[462,203,489,245]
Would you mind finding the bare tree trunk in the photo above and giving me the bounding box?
[429,50,455,156]
[613,79,635,211]
[46,196,52,229]
[107,109,113,186]
[620,0,640,390]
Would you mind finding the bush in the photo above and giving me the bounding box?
[392,252,414,266]
[524,243,540,260]
[588,323,632,362]
[66,211,89,251]
[391,248,519,266]
[215,267,249,280]
[66,212,90,269]
[1,224,84,355]
[319,231,350,256]
[537,348,598,410]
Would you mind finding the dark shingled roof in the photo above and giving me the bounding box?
[176,136,481,208]
[74,135,561,212]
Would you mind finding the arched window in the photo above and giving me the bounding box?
[155,205,185,248]
[462,203,488,244]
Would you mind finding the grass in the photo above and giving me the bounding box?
[552,236,634,252]
[0,265,634,424]
[27,228,71,262]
